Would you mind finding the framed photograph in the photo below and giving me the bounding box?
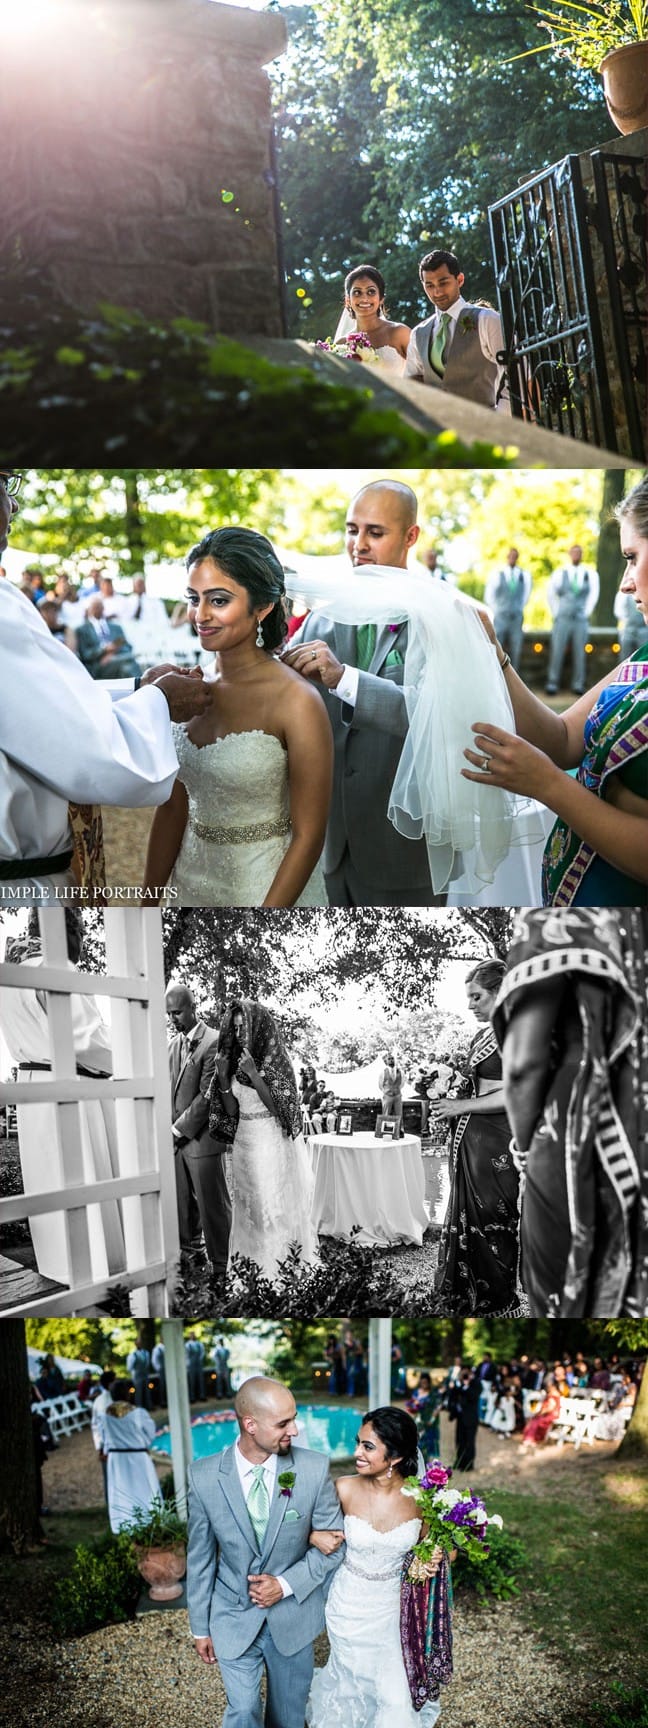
[375,1114,398,1140]
[338,1112,353,1136]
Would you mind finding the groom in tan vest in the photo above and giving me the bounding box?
[405,248,509,413]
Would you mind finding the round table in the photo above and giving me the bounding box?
[310,1131,429,1247]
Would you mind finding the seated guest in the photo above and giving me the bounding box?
[76,596,141,679]
[121,575,170,633]
[99,575,125,620]
[589,1358,611,1393]
[521,1374,562,1447]
[54,574,86,633]
[37,593,77,652]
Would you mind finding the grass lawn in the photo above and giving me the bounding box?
[484,1477,646,1691]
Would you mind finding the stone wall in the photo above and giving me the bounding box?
[3,0,287,335]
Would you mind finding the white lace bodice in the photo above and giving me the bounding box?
[374,344,405,372]
[169,726,325,906]
[341,1513,421,1579]
[173,726,290,832]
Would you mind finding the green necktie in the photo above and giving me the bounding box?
[356,622,377,672]
[247,1465,270,1546]
[429,311,451,377]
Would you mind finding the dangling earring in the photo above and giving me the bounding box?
[387,1461,393,1480]
[256,616,264,648]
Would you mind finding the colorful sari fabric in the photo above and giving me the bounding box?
[542,651,648,907]
[209,997,302,1145]
[522,1386,562,1444]
[434,1026,522,1317]
[400,1553,453,1711]
[493,909,648,1317]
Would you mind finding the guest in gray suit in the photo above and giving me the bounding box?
[404,248,509,413]
[187,1376,345,1728]
[283,480,443,907]
[166,983,231,1282]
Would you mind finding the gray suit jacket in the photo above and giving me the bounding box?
[169,1020,220,1152]
[291,612,431,891]
[187,1442,345,1658]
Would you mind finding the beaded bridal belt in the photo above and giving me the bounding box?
[191,815,291,845]
[343,1556,401,1582]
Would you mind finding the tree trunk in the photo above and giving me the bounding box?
[593,471,625,626]
[617,1362,648,1460]
[0,1321,42,1553]
[123,472,146,573]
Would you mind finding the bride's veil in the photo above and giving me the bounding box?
[333,306,356,341]
[282,554,544,893]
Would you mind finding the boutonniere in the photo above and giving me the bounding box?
[459,313,478,335]
[278,1470,296,1499]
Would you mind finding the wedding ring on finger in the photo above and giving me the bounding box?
[481,755,491,772]
[311,648,317,660]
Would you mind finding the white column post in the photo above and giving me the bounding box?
[161,1320,192,1519]
[368,1317,392,1409]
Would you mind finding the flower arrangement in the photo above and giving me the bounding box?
[314,332,380,364]
[402,1461,503,1580]
[278,1470,296,1499]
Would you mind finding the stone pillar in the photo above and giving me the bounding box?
[3,0,287,335]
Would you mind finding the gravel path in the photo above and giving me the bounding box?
[1,1417,635,1728]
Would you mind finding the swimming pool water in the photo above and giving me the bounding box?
[151,1404,364,1461]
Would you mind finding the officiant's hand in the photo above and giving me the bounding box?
[248,1572,283,1607]
[462,723,558,801]
[141,662,201,684]
[281,639,344,690]
[154,668,213,722]
[194,1636,217,1666]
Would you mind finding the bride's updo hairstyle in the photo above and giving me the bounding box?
[616,472,648,539]
[344,264,388,318]
[363,1406,419,1477]
[465,958,506,998]
[186,526,288,651]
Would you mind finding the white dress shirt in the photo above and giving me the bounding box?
[234,1442,292,1597]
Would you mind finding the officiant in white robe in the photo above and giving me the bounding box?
[97,1388,162,1534]
[0,580,212,901]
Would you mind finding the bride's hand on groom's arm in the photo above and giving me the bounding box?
[462,723,561,803]
[309,1529,345,1555]
[281,639,345,691]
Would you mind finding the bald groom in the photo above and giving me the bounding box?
[284,481,442,906]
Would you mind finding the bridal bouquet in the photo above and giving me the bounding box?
[400,1462,503,1709]
[402,1460,503,1578]
[314,332,379,363]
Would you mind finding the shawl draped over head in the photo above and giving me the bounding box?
[493,908,648,1317]
[209,997,302,1144]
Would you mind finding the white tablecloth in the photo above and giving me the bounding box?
[311,1131,429,1246]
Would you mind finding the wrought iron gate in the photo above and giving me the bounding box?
[489,144,647,459]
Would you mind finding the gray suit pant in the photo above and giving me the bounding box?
[493,610,524,671]
[547,614,588,690]
[325,847,446,908]
[218,1622,314,1728]
[174,1144,232,1275]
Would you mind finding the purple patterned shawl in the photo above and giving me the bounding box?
[400,1552,453,1711]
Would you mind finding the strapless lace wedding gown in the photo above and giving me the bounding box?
[169,727,326,905]
[307,1515,441,1728]
[229,1076,319,1280]
[374,344,405,373]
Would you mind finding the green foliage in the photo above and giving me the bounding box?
[274,0,606,333]
[452,1526,527,1602]
[0,283,514,468]
[522,1,648,73]
[122,1499,187,1550]
[50,1532,141,1637]
[577,1687,648,1728]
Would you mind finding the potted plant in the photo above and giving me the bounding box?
[521,1,648,134]
[124,1499,188,1602]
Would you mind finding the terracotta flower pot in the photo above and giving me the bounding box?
[601,40,648,135]
[136,1543,187,1602]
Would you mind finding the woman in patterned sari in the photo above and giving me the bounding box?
[432,960,522,1317]
[493,908,648,1318]
[461,474,648,906]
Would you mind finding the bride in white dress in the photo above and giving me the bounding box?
[307,1408,446,1728]
[209,999,319,1282]
[143,528,332,906]
[335,265,411,372]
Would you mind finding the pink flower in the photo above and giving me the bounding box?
[422,1461,452,1489]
